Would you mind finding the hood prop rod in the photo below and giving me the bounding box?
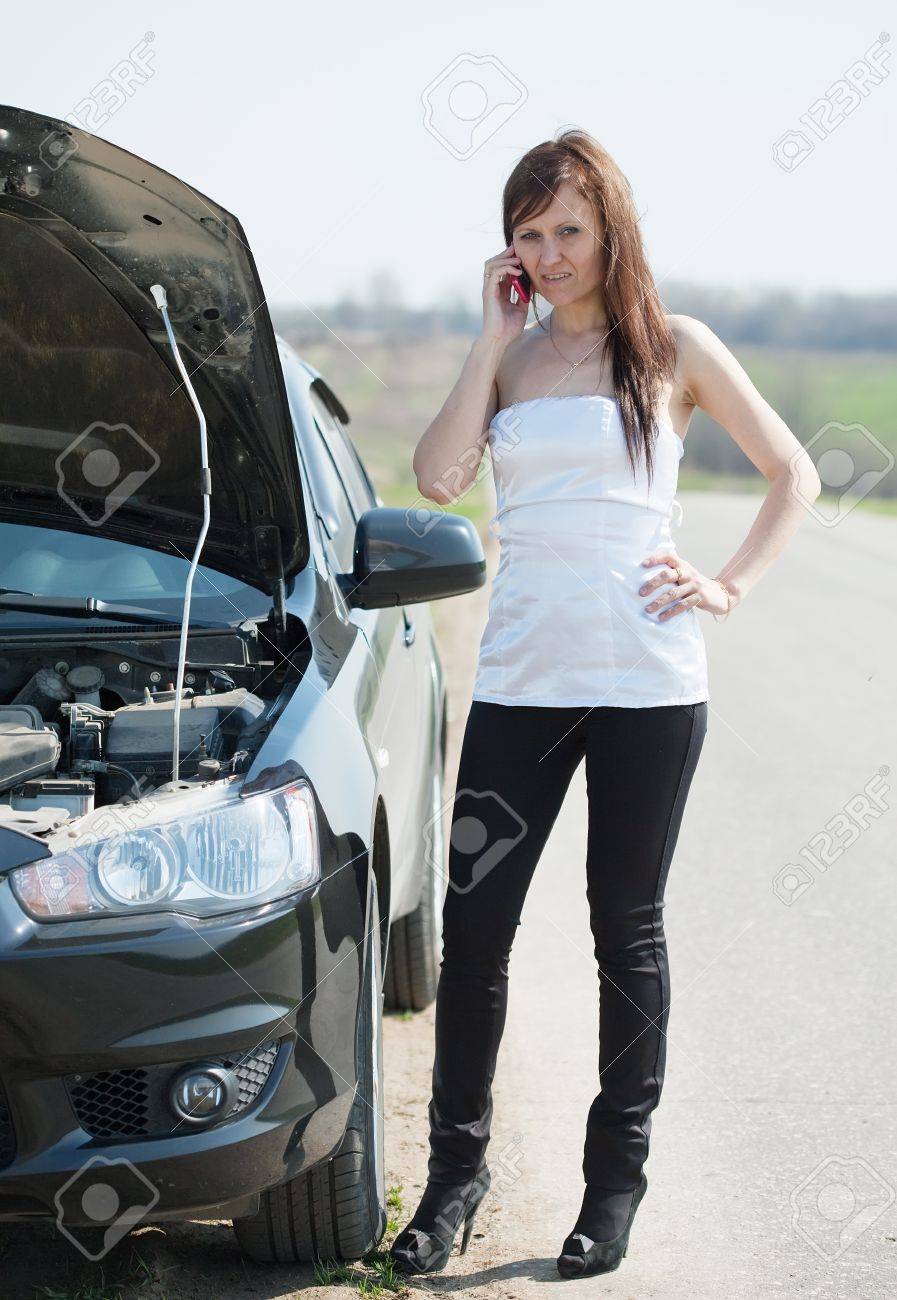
[151,283,211,785]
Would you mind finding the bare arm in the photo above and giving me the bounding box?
[413,337,504,504]
[656,315,823,612]
[414,242,529,504]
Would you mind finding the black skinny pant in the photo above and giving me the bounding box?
[427,699,708,1190]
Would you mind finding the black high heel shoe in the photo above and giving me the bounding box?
[556,1171,648,1279]
[389,1165,491,1275]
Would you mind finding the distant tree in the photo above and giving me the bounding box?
[367,268,404,337]
[328,294,364,331]
[272,283,897,350]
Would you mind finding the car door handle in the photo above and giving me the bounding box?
[403,610,415,646]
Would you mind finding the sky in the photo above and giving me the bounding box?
[2,0,894,314]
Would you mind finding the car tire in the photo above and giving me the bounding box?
[232,872,387,1264]
[383,758,448,1012]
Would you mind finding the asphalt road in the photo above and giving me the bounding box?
[2,489,894,1299]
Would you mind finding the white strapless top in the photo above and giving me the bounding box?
[471,393,709,708]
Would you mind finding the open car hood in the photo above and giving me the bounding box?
[0,105,309,597]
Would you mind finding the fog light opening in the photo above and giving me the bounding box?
[168,1064,238,1125]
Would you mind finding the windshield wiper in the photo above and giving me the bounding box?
[0,592,228,628]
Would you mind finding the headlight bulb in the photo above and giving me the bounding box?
[97,828,179,905]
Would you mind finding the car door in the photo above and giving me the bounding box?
[301,382,429,903]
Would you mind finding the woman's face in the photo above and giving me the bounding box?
[511,180,605,306]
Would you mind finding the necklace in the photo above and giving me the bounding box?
[548,312,607,371]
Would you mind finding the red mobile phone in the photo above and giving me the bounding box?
[509,268,531,305]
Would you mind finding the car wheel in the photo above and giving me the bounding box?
[383,756,447,1012]
[233,872,387,1263]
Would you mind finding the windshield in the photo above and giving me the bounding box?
[0,524,270,626]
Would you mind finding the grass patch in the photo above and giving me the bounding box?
[32,1247,161,1299]
[311,1182,409,1295]
[311,1255,406,1295]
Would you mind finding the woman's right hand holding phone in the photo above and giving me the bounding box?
[481,244,529,346]
[414,244,527,495]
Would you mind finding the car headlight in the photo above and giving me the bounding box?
[9,780,319,921]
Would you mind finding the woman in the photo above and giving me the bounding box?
[389,128,821,1279]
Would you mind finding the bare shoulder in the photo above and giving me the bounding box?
[665,312,721,361]
[504,322,544,362]
[661,313,808,485]
[495,323,542,395]
[664,313,735,406]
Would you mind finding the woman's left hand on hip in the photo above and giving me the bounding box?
[638,551,730,619]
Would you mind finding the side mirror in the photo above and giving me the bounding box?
[335,507,486,609]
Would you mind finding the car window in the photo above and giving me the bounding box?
[308,389,375,519]
[0,523,270,623]
[276,346,353,568]
[330,415,378,512]
[277,346,336,535]
[287,417,329,571]
[302,393,357,571]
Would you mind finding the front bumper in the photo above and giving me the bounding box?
[0,860,365,1223]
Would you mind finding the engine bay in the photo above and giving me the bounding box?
[0,625,306,839]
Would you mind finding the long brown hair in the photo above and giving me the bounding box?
[502,128,676,484]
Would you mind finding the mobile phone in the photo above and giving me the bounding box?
[508,268,531,305]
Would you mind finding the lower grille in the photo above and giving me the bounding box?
[66,1040,281,1139]
[0,1080,16,1168]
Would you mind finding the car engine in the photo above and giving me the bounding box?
[0,627,306,839]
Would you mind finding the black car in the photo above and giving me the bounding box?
[0,105,485,1264]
